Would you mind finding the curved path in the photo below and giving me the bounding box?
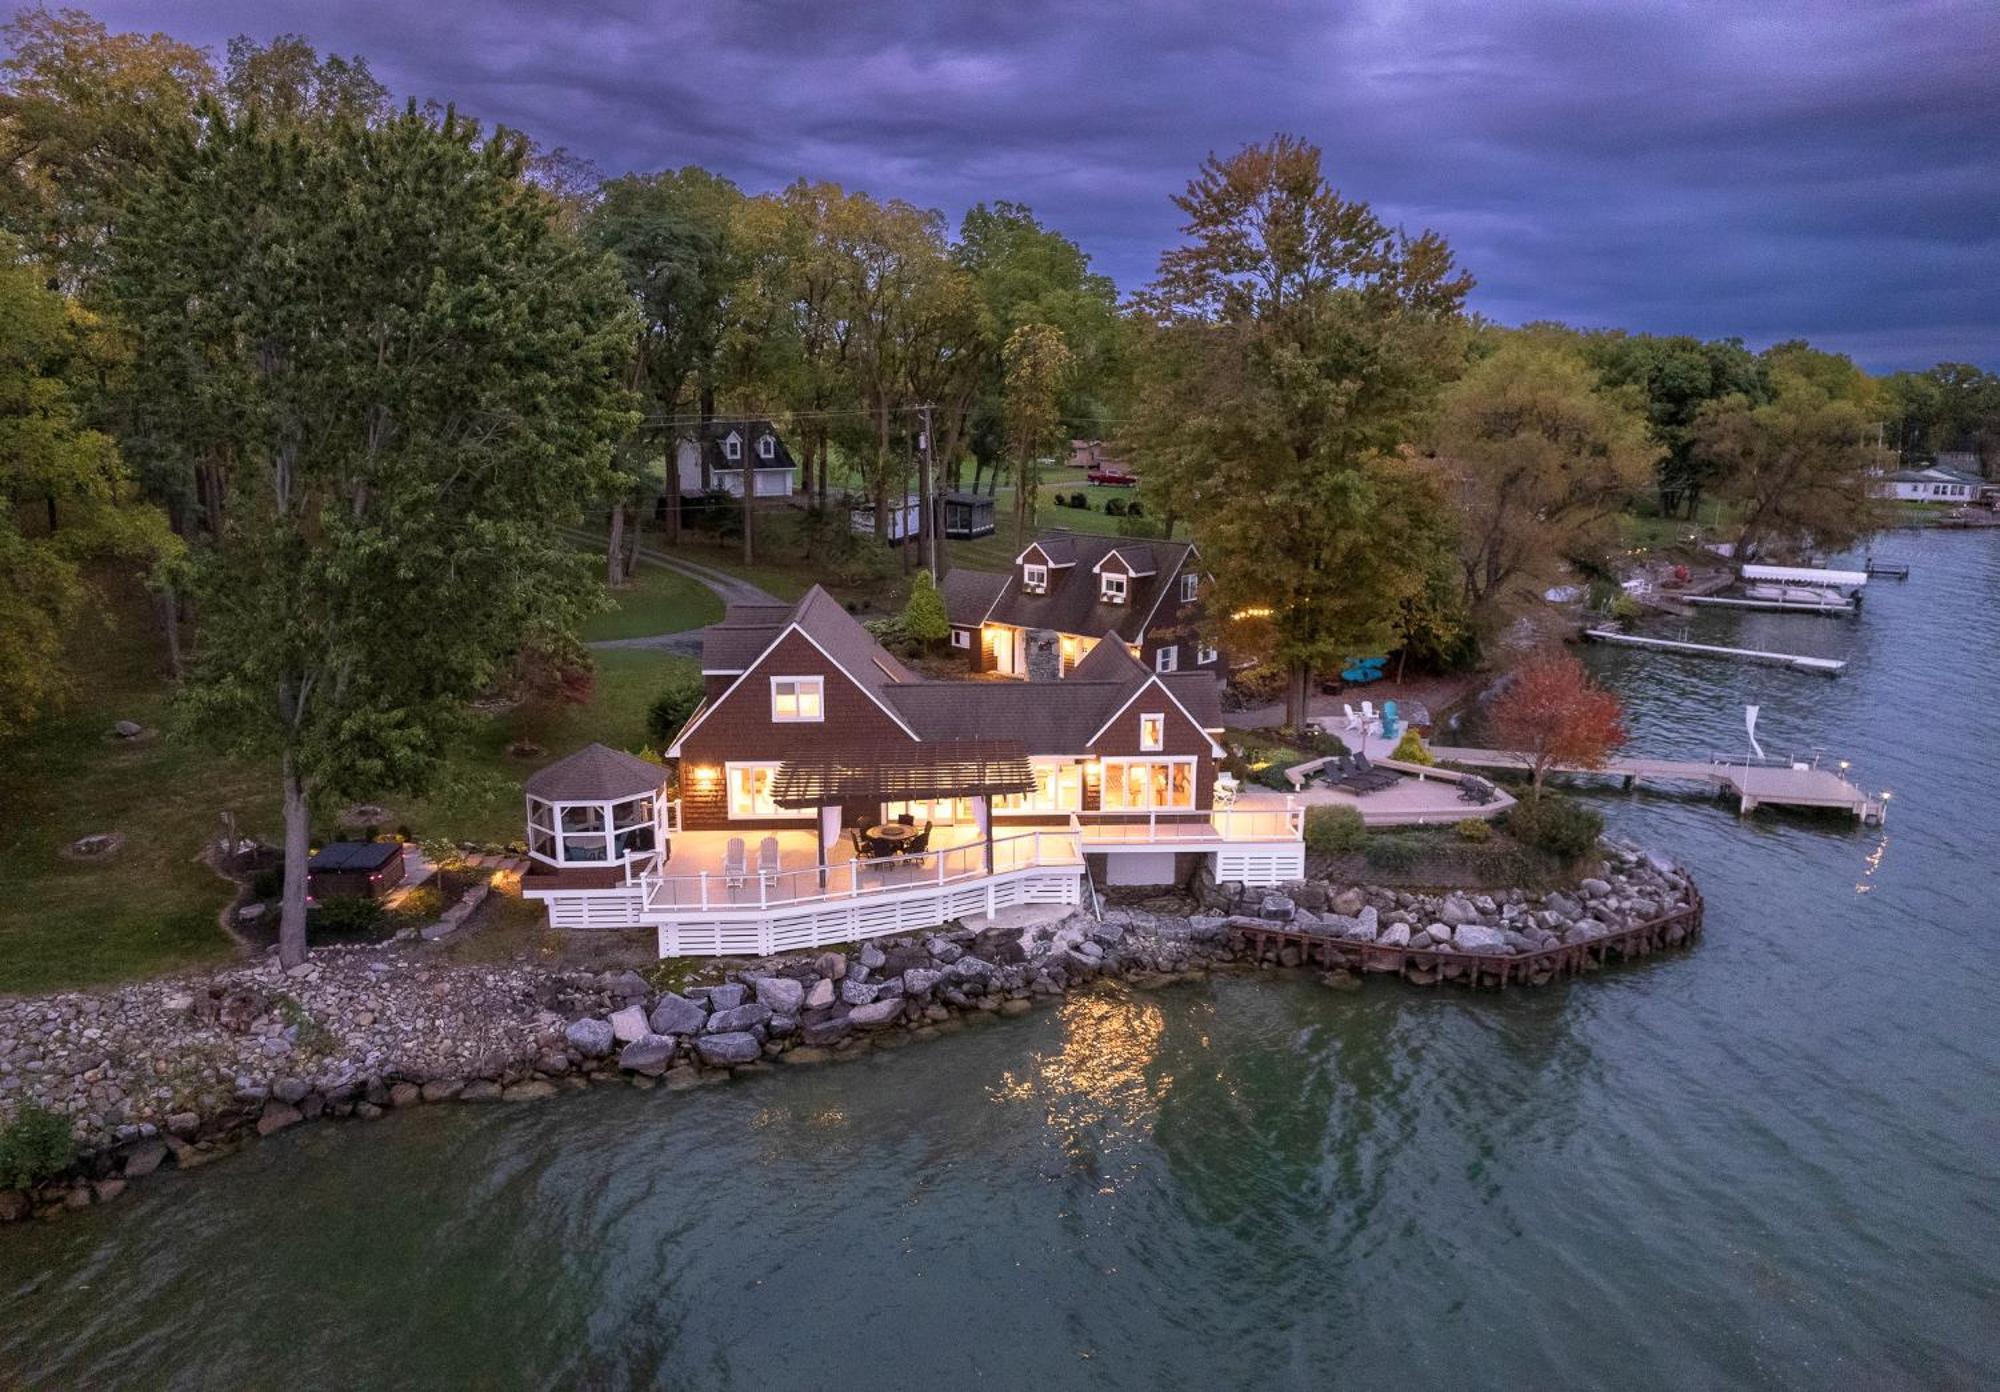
[563,527,781,654]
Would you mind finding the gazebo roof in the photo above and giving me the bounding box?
[524,743,665,802]
[769,740,1035,809]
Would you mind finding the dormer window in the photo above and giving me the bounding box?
[1180,573,1199,604]
[757,435,775,461]
[1140,713,1165,752]
[1101,573,1127,604]
[723,433,742,461]
[1023,563,1048,594]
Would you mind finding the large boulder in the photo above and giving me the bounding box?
[902,967,943,998]
[1329,887,1367,917]
[1257,892,1295,921]
[924,936,962,964]
[565,1017,616,1058]
[695,1032,762,1067]
[1541,891,1582,920]
[619,1034,677,1073]
[607,970,651,1001]
[703,984,747,1012]
[1377,922,1411,948]
[946,956,994,984]
[1579,878,1613,900]
[857,942,887,970]
[840,978,879,1006]
[813,952,846,981]
[1454,924,1510,954]
[706,1002,772,1034]
[749,976,804,1015]
[1437,896,1479,926]
[848,998,904,1030]
[648,994,708,1037]
[608,1005,651,1043]
[804,977,836,1010]
[801,1014,854,1047]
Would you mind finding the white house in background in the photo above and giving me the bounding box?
[1876,466,1977,502]
[674,418,799,500]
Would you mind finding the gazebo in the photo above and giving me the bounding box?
[524,743,667,874]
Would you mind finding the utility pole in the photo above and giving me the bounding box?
[919,402,939,577]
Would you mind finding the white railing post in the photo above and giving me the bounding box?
[759,872,768,908]
[699,871,709,911]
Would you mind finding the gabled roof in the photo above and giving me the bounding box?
[1017,536,1078,568]
[966,531,1199,643]
[940,567,1009,628]
[525,743,665,801]
[1066,634,1146,681]
[681,417,798,473]
[1092,544,1159,576]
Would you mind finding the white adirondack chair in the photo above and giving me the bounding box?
[1342,702,1363,733]
[723,836,747,890]
[757,836,780,874]
[1360,700,1378,731]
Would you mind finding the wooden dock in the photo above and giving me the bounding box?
[1427,745,1885,822]
[1864,558,1910,579]
[1583,628,1846,675]
[1682,594,1855,616]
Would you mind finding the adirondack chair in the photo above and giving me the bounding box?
[1342,702,1363,733]
[722,836,747,890]
[1360,700,1378,727]
[1380,699,1400,741]
[757,836,780,875]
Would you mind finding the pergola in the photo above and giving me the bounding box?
[770,739,1036,873]
[524,743,667,876]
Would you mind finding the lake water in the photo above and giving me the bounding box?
[3,531,1996,1390]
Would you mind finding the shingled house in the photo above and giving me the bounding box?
[940,531,1218,680]
[672,418,799,500]
[521,585,1300,955]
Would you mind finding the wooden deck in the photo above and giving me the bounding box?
[1427,745,1884,822]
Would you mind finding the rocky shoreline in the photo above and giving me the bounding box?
[0,841,1695,1223]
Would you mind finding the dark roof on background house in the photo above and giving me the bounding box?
[698,589,915,689]
[941,531,1199,643]
[681,418,798,474]
[940,568,1009,627]
[525,743,665,801]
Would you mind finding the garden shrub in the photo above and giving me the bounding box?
[1104,497,1127,516]
[1363,836,1421,872]
[1070,492,1088,508]
[1304,805,1366,855]
[1454,818,1493,843]
[1125,499,1144,517]
[0,1103,76,1190]
[1505,795,1603,861]
[396,885,445,920]
[1390,728,1434,764]
[646,671,707,746]
[310,896,390,941]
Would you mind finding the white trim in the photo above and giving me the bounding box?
[1098,756,1199,811]
[1013,542,1075,568]
[1180,573,1199,604]
[1154,645,1178,673]
[1100,572,1128,604]
[1023,562,1049,594]
[1085,674,1225,756]
[951,628,972,649]
[723,432,742,460]
[757,434,775,460]
[667,619,922,755]
[1139,713,1165,752]
[1195,643,1217,665]
[769,675,824,723]
[1091,548,1155,577]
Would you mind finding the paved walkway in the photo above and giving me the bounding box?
[564,528,781,652]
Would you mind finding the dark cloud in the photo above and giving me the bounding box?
[77,0,2000,370]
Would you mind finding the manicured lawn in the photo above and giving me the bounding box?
[578,555,722,641]
[947,478,1170,571]
[0,572,694,994]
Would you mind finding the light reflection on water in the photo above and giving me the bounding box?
[2,532,1997,1391]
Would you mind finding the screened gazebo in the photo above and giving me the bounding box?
[524,743,667,874]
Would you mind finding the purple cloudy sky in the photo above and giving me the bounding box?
[78,0,2000,370]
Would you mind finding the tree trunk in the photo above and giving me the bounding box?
[663,433,681,546]
[626,498,643,579]
[606,499,626,588]
[918,413,936,578]
[1285,660,1311,731]
[158,585,184,678]
[279,753,312,970]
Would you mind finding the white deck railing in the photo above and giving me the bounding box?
[1076,802,1304,844]
[637,826,1084,917]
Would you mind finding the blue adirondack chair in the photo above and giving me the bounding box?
[1380,699,1400,741]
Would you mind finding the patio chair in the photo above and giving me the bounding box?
[723,836,747,890]
[1458,776,1497,806]
[1360,700,1377,725]
[1380,700,1400,741]
[896,812,916,827]
[1342,702,1363,733]
[757,836,779,876]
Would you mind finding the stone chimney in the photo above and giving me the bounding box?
[1026,629,1062,682]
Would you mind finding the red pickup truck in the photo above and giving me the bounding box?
[1086,463,1137,487]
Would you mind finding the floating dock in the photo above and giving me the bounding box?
[1428,745,1884,822]
[1683,594,1855,616]
[1583,628,1846,675]
[1863,558,1910,579]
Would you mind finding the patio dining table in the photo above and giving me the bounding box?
[863,823,920,851]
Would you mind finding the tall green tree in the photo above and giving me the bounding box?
[1429,335,1659,635]
[0,6,214,291]
[112,102,638,966]
[1001,322,1074,546]
[0,244,171,736]
[1580,330,1766,518]
[220,33,388,125]
[1128,135,1472,727]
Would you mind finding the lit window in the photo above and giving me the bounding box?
[1101,573,1128,604]
[1099,758,1196,810]
[1196,643,1217,665]
[1180,573,1199,603]
[726,763,813,819]
[723,433,741,461]
[1023,563,1048,594]
[993,760,1083,812]
[757,435,775,460]
[951,628,971,649]
[1154,646,1178,673]
[770,676,823,722]
[1140,713,1165,752]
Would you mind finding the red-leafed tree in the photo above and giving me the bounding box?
[1489,651,1628,800]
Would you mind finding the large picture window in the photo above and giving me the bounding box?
[727,763,813,819]
[1099,758,1196,810]
[994,760,1084,813]
[770,676,824,722]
